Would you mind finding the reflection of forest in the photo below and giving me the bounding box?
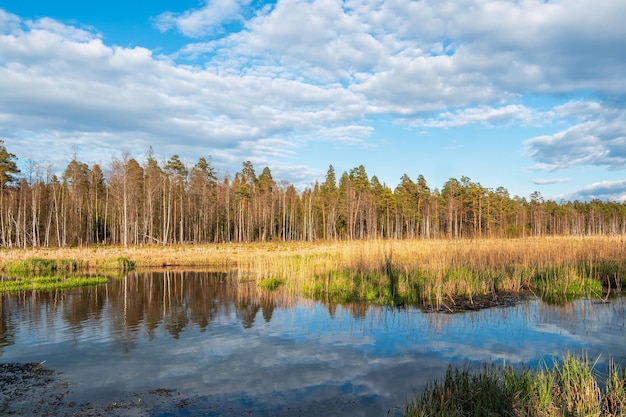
[0,271,298,354]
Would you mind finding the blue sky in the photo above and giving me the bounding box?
[1,0,626,201]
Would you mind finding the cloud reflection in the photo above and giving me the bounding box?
[0,272,624,416]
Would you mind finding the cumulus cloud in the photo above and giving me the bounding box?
[525,110,626,171]
[568,180,626,202]
[412,104,540,129]
[174,0,626,116]
[0,10,370,182]
[2,0,626,193]
[154,0,250,38]
[0,9,21,33]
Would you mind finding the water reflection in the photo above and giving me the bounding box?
[0,271,625,416]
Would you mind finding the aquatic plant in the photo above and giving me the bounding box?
[102,256,136,272]
[258,278,284,291]
[4,258,80,274]
[2,256,135,275]
[0,275,109,293]
[404,353,626,417]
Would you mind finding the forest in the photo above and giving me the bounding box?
[1,140,626,248]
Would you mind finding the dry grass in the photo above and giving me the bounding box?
[2,236,624,270]
[1,236,624,305]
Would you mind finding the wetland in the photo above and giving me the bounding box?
[1,237,626,416]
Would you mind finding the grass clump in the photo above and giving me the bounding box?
[4,258,80,275]
[258,278,284,291]
[102,256,135,272]
[2,256,135,276]
[532,266,603,305]
[0,276,109,293]
[404,354,626,417]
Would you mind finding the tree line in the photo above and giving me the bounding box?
[1,140,625,248]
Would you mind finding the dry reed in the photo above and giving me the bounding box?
[1,236,624,305]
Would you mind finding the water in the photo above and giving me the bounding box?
[1,271,625,416]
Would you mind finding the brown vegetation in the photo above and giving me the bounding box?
[1,236,624,306]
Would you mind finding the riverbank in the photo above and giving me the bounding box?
[1,237,625,306]
[1,236,625,269]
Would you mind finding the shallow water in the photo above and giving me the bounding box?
[1,271,625,416]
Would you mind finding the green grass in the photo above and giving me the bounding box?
[294,263,607,309]
[101,256,136,272]
[258,278,284,291]
[4,258,81,275]
[2,257,135,275]
[404,354,626,417]
[0,275,109,293]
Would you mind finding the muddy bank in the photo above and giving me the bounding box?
[0,362,192,417]
[423,292,524,313]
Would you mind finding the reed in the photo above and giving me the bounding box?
[404,354,626,417]
[1,236,625,305]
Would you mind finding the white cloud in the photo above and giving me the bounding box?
[0,9,20,33]
[525,110,626,171]
[26,17,98,42]
[154,0,250,38]
[568,179,626,202]
[412,104,539,129]
[532,178,571,186]
[3,0,626,193]
[0,12,370,183]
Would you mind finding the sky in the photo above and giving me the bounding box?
[1,0,626,201]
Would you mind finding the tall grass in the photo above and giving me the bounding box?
[404,354,626,417]
[235,237,625,307]
[1,237,625,305]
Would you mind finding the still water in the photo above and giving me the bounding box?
[1,271,625,416]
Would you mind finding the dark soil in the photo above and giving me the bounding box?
[423,292,524,313]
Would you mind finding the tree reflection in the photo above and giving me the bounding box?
[0,296,17,354]
[0,270,388,354]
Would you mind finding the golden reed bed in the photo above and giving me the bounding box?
[1,235,624,275]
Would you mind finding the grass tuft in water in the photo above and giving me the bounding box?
[102,256,135,272]
[2,256,134,275]
[258,278,284,291]
[4,258,80,275]
[0,275,109,293]
[404,353,626,417]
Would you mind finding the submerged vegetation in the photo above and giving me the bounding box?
[404,354,626,417]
